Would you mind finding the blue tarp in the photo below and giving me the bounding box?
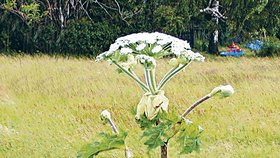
[220,50,244,57]
[246,40,263,51]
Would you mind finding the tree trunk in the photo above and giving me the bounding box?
[208,30,219,55]
[189,27,195,49]
[207,0,220,55]
[160,142,168,158]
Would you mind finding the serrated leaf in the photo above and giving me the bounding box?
[141,113,180,151]
[77,131,127,158]
[177,122,203,154]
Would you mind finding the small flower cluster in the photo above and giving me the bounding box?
[96,32,205,64]
[135,54,157,68]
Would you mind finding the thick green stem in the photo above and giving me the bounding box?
[158,61,192,90]
[149,68,157,93]
[144,68,157,94]
[158,67,178,87]
[112,61,149,92]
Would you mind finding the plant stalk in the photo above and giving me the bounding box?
[108,118,133,158]
[112,61,149,92]
[144,68,157,94]
[158,67,177,86]
[108,118,119,134]
[158,61,192,90]
[161,142,168,158]
[181,95,211,117]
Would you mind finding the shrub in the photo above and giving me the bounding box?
[257,38,280,57]
[59,19,121,57]
[194,39,208,52]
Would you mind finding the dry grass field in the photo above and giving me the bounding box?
[0,55,279,157]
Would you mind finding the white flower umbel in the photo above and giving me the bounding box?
[96,32,205,120]
[96,32,204,62]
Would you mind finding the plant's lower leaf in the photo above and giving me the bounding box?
[77,131,127,158]
[177,121,203,154]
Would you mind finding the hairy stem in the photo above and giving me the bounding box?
[112,61,149,92]
[181,95,211,117]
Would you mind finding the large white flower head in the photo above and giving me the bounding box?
[96,32,205,65]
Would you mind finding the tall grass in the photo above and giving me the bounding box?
[0,55,279,157]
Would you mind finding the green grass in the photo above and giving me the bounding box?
[0,55,279,157]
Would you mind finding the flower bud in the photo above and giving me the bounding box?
[209,84,234,97]
[100,110,111,120]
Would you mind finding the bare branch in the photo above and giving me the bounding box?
[93,0,113,18]
[78,0,93,22]
[200,7,227,19]
[200,0,227,20]
[208,0,213,7]
[93,0,144,25]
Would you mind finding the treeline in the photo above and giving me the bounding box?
[0,0,279,57]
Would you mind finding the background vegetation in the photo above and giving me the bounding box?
[0,0,279,56]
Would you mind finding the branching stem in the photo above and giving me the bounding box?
[144,68,157,94]
[158,61,192,90]
[112,61,149,92]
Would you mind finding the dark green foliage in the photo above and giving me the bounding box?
[194,39,208,52]
[0,0,279,56]
[59,19,120,57]
[77,130,127,158]
[257,38,280,57]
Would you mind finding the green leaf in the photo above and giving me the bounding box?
[77,130,127,158]
[141,113,181,150]
[177,121,203,154]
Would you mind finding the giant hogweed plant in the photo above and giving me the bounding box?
[78,32,234,158]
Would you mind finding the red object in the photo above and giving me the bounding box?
[228,42,237,48]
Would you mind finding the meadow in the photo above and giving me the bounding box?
[0,55,279,157]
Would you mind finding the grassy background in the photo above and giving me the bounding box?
[0,55,279,157]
